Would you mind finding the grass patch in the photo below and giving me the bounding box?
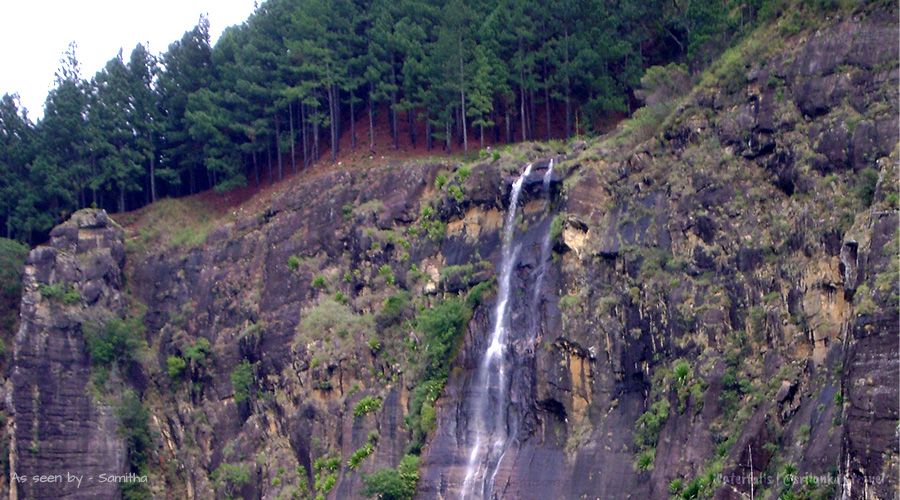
[120,198,218,255]
[39,282,81,305]
[354,396,383,418]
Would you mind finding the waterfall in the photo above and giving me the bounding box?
[461,163,533,499]
[529,159,555,343]
[460,159,558,498]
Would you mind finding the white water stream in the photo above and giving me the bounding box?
[461,159,554,499]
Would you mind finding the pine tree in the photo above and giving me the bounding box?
[89,52,145,212]
[157,16,214,195]
[0,94,35,240]
[127,43,164,203]
[37,42,88,217]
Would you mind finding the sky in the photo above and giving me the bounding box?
[0,0,258,120]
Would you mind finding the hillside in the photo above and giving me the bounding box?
[0,2,897,500]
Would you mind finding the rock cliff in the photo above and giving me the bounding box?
[4,6,897,500]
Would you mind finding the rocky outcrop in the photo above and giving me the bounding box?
[11,209,128,499]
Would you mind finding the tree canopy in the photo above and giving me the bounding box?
[1,0,781,244]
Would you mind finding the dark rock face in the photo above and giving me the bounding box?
[421,11,898,500]
[11,209,127,499]
[841,212,899,499]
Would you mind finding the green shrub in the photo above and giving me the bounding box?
[435,172,448,190]
[673,359,691,385]
[669,478,683,494]
[39,282,81,305]
[559,294,580,310]
[634,399,670,449]
[448,184,464,203]
[298,297,374,342]
[230,360,255,403]
[312,275,327,288]
[418,206,446,243]
[550,214,565,242]
[378,265,395,285]
[377,291,411,328]
[184,338,212,368]
[406,379,444,453]
[287,255,301,271]
[116,390,152,474]
[313,455,340,497]
[635,448,656,471]
[416,298,471,380]
[348,442,375,469]
[361,454,419,500]
[354,396,383,417]
[167,355,187,380]
[212,462,251,497]
[465,280,493,309]
[85,316,146,368]
[798,423,811,444]
[854,167,879,207]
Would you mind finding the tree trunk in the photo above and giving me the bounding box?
[149,150,157,202]
[408,109,416,147]
[426,120,432,151]
[529,87,536,140]
[313,116,320,162]
[253,150,259,185]
[118,185,125,213]
[505,105,511,143]
[391,58,399,149]
[289,101,297,174]
[267,139,273,182]
[459,41,468,154]
[520,81,527,142]
[544,73,552,141]
[275,113,283,181]
[480,124,484,149]
[335,85,341,151]
[350,93,356,150]
[368,86,375,152]
[302,103,309,168]
[328,85,338,163]
[445,120,452,151]
[492,108,500,143]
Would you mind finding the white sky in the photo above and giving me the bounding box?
[0,0,258,120]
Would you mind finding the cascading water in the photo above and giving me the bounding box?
[460,159,556,499]
[461,163,532,499]
[529,159,555,343]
